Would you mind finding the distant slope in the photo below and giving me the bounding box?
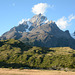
[0,39,75,69]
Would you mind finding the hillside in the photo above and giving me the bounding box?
[0,39,75,69]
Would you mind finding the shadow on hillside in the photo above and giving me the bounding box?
[0,62,43,69]
[10,42,32,51]
[33,40,75,50]
[0,42,4,47]
[30,37,75,50]
[0,61,30,68]
[41,47,55,54]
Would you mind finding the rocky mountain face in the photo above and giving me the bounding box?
[0,13,75,49]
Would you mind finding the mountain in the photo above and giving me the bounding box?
[0,13,75,49]
[71,32,75,39]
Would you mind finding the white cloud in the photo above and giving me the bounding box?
[56,14,75,30]
[56,16,69,29]
[19,18,30,24]
[32,3,52,14]
[68,14,75,22]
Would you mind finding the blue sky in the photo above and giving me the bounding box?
[0,0,75,36]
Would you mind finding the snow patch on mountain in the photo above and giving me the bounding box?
[40,20,49,25]
[44,20,49,23]
[26,21,32,32]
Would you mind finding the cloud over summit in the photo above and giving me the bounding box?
[32,3,49,14]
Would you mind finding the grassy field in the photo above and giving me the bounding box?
[0,68,75,75]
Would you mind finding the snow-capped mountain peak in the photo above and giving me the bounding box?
[18,14,56,32]
[18,14,49,32]
[29,13,47,24]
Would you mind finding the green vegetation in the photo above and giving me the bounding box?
[0,39,75,69]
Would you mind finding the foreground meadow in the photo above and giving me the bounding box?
[0,68,75,75]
